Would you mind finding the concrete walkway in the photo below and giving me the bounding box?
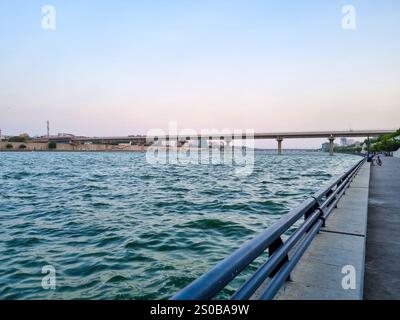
[364,157,400,299]
[273,162,371,300]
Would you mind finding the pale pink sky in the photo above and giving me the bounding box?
[1,1,399,148]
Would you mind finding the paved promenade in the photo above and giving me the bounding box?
[364,157,400,299]
[273,162,371,300]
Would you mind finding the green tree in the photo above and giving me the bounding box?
[9,136,26,143]
[5,143,13,149]
[48,141,57,149]
[370,128,400,152]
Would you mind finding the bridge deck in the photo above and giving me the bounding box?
[364,157,400,299]
[35,129,395,143]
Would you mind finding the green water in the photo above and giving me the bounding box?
[0,151,360,299]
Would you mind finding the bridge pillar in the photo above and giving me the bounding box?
[224,137,233,163]
[328,136,335,156]
[276,137,283,155]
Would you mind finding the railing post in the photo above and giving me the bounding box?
[268,237,289,279]
[171,158,365,300]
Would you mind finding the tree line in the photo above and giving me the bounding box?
[367,129,400,153]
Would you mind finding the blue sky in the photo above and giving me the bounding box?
[1,0,399,147]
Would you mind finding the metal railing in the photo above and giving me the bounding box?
[171,157,366,300]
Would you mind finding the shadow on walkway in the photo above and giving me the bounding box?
[364,157,400,299]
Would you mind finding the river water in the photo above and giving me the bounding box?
[0,151,360,299]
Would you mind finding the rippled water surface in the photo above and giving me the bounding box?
[0,151,360,299]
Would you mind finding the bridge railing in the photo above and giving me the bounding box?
[171,157,366,300]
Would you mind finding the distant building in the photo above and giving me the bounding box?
[58,133,75,137]
[347,138,355,145]
[321,142,339,152]
[19,133,29,138]
[340,137,348,146]
[362,143,368,153]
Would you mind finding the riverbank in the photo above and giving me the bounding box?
[0,142,148,152]
[0,142,213,152]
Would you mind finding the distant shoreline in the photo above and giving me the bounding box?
[0,149,148,152]
[0,149,329,153]
[1,141,322,153]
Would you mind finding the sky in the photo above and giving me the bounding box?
[0,0,399,148]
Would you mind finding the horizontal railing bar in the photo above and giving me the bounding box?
[231,209,321,300]
[259,220,324,300]
[322,161,364,220]
[257,157,365,299]
[171,156,366,300]
[312,157,364,202]
[171,197,317,300]
[319,158,365,219]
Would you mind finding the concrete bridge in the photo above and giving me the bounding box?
[36,129,395,156]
